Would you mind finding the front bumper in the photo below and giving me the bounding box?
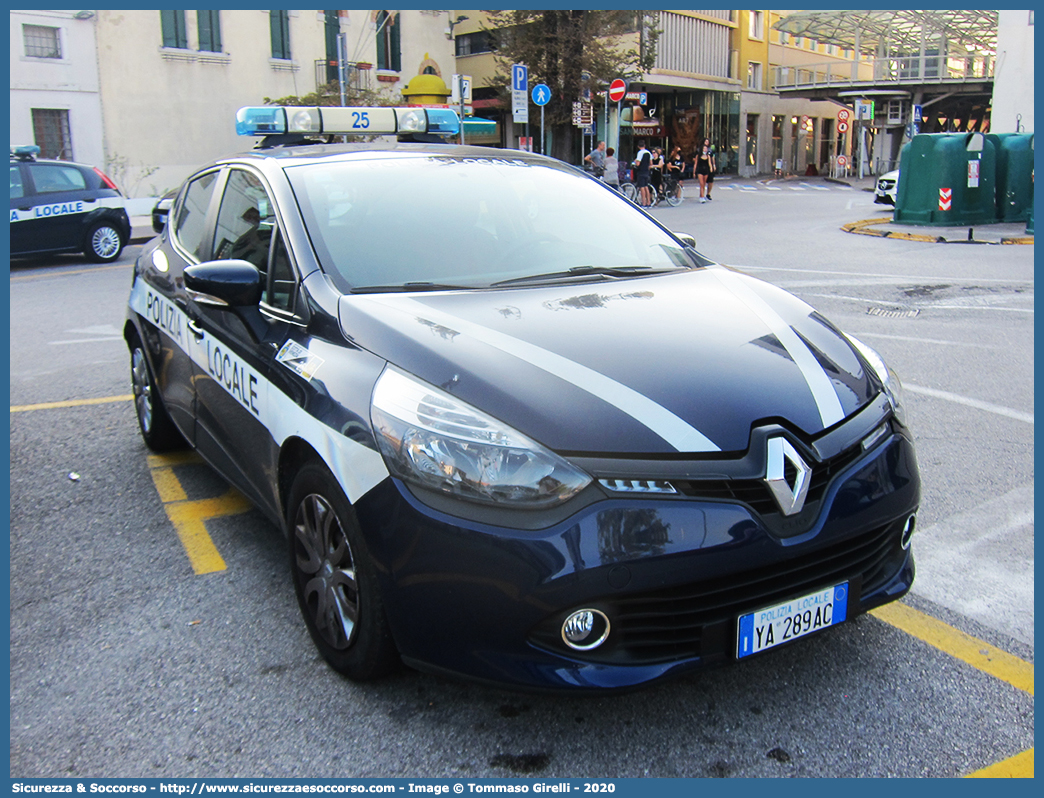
[353,427,920,691]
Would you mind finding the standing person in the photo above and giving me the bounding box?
[603,147,620,190]
[649,147,664,200]
[633,140,652,206]
[584,140,606,178]
[695,138,716,203]
[706,141,718,201]
[667,146,684,200]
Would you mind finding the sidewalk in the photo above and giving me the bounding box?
[130,215,155,243]
[843,216,1033,244]
[709,174,1034,244]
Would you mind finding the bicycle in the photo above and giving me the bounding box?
[619,175,682,208]
[655,174,683,207]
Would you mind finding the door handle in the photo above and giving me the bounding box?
[187,319,205,340]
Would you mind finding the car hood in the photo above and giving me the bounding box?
[338,266,879,455]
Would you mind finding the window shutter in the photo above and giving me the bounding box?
[376,12,387,69]
[198,10,221,53]
[161,10,187,49]
[270,11,290,59]
[390,15,401,71]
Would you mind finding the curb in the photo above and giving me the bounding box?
[842,218,1034,245]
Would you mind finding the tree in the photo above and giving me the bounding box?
[484,10,659,162]
[263,81,397,110]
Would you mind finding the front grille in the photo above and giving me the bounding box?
[672,442,865,516]
[529,517,907,665]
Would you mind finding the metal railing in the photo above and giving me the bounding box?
[314,60,373,94]
[773,54,993,92]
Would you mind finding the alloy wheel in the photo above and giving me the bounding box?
[293,493,359,650]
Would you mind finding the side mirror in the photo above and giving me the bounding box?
[184,260,262,307]
[673,231,698,249]
[152,195,175,234]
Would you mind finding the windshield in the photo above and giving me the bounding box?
[286,155,697,292]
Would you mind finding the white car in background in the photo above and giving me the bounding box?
[874,170,899,205]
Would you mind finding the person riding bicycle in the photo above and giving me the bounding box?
[667,146,684,201]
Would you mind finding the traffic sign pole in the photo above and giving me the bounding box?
[531,83,551,156]
[608,79,626,164]
[512,64,529,150]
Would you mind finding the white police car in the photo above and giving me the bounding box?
[125,107,920,691]
[10,145,131,262]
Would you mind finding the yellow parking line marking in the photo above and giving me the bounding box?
[871,603,1034,778]
[966,748,1034,778]
[870,602,1034,696]
[151,467,188,503]
[146,452,252,575]
[147,451,206,468]
[11,394,134,412]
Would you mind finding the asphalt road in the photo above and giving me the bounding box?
[8,181,1034,779]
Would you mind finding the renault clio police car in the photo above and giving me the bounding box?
[10,145,130,262]
[125,106,919,691]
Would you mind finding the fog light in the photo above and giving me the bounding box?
[901,516,916,550]
[561,609,610,651]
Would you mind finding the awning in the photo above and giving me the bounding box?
[773,10,998,58]
[461,117,499,143]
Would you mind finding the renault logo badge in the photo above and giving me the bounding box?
[765,437,811,516]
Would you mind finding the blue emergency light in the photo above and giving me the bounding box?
[10,144,41,160]
[235,106,460,138]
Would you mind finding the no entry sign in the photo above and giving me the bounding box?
[608,79,626,103]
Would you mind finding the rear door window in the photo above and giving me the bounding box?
[173,170,220,261]
[27,163,88,194]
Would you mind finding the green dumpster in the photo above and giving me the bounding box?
[987,133,1034,222]
[893,133,996,226]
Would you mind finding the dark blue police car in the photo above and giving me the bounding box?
[10,145,130,262]
[125,106,919,691]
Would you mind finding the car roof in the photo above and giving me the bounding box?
[211,140,561,171]
[11,157,102,172]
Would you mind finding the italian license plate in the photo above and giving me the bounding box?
[736,583,849,659]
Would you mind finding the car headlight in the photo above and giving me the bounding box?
[844,334,907,426]
[370,367,592,508]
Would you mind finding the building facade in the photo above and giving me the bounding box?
[10,10,106,166]
[991,10,1035,133]
[10,10,457,198]
[453,9,856,177]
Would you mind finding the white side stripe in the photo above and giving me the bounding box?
[129,278,389,503]
[9,195,126,223]
[710,269,845,428]
[354,295,721,453]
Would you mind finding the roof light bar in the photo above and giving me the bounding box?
[235,106,460,138]
[10,144,41,159]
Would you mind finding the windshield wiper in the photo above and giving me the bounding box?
[491,265,678,287]
[350,282,471,294]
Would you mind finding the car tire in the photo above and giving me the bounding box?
[129,334,185,451]
[287,462,399,681]
[85,221,125,263]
